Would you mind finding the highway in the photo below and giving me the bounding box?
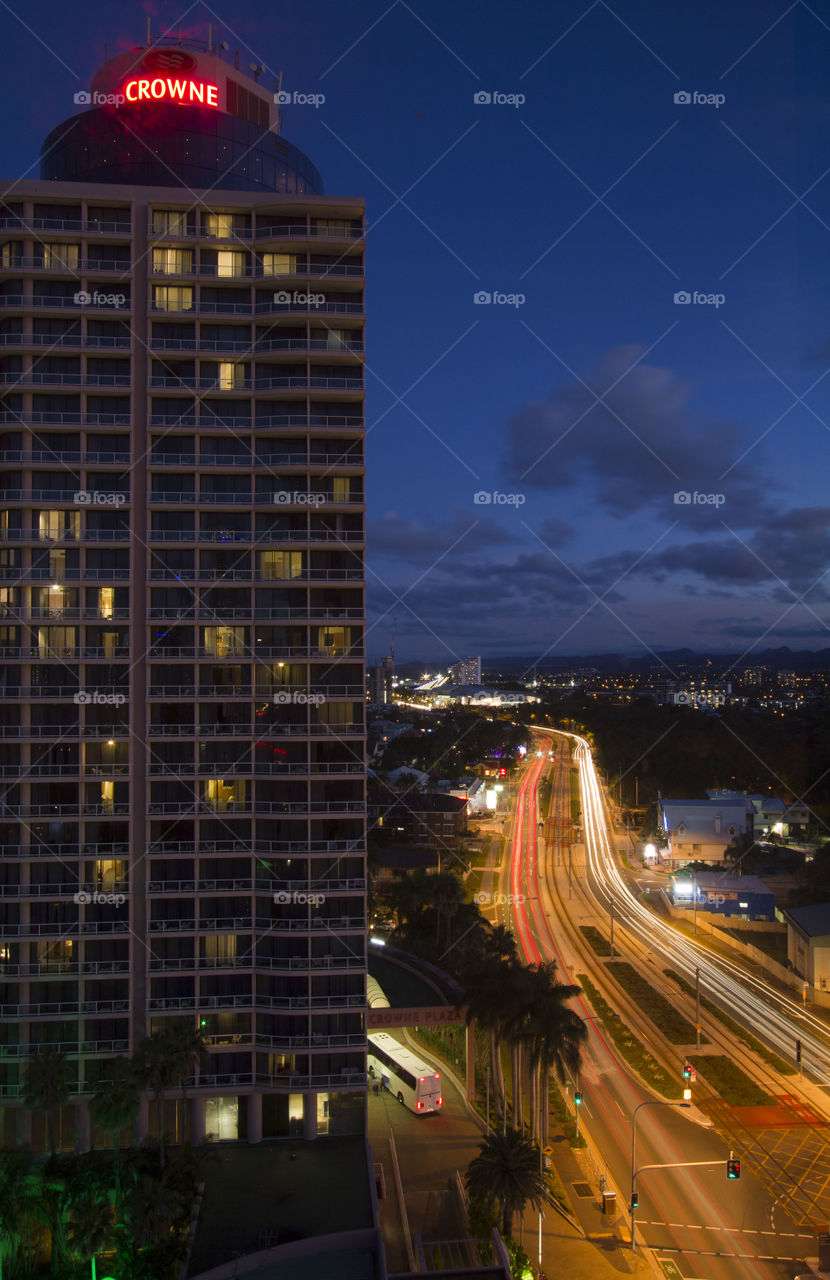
[561,729,830,1089]
[503,741,811,1280]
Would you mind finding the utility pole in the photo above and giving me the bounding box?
[693,873,697,936]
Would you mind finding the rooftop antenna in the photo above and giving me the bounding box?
[207,23,212,53]
[249,62,264,82]
[219,40,230,61]
[234,49,240,69]
[145,16,151,46]
[391,617,396,663]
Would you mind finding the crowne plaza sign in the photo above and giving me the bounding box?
[123,77,219,106]
[367,1005,465,1029]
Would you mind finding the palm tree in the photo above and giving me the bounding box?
[157,1022,207,1145]
[427,871,465,947]
[519,964,586,1143]
[463,957,526,1126]
[90,1063,140,1223]
[0,1149,49,1280]
[67,1191,115,1266]
[21,1046,74,1159]
[133,1033,181,1170]
[465,1128,556,1239]
[123,1172,184,1249]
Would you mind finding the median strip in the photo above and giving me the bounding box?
[577,973,682,1099]
[663,969,795,1076]
[605,961,707,1045]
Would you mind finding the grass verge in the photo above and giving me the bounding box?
[688,1054,771,1106]
[579,925,612,957]
[577,973,682,1099]
[605,961,705,1045]
[548,1076,586,1148]
[663,969,796,1076]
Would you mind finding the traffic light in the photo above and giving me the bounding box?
[630,1192,639,1210]
[726,1157,741,1179]
[682,1062,692,1080]
[574,1090,582,1106]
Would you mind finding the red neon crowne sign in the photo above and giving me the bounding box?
[123,77,219,107]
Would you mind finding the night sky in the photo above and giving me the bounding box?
[3,0,830,663]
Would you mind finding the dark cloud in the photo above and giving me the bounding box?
[503,346,777,524]
[368,508,524,561]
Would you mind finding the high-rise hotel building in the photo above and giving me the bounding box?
[0,38,367,1148]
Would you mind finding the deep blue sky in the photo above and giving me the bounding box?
[4,0,830,663]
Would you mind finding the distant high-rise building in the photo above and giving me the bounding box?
[0,32,366,1152]
[448,656,481,685]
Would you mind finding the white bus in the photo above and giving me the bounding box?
[367,1032,444,1114]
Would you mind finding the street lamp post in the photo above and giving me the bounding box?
[629,1100,690,1250]
[693,872,697,936]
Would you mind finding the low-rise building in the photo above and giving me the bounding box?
[670,873,776,921]
[705,790,811,837]
[368,791,468,845]
[782,903,830,991]
[659,798,748,864]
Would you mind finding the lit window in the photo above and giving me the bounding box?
[38,510,79,541]
[261,252,296,276]
[152,246,193,275]
[259,550,303,579]
[98,587,115,619]
[42,243,80,270]
[152,210,189,235]
[217,361,245,390]
[216,250,245,278]
[203,213,235,239]
[152,285,194,312]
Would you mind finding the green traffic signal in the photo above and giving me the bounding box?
[726,1158,741,1179]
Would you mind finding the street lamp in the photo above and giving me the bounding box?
[629,1100,690,1250]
